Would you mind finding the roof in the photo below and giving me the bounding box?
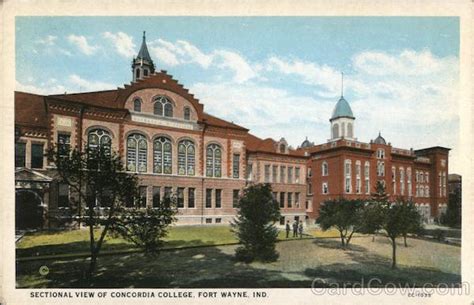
[300,137,313,148]
[373,132,387,145]
[330,96,354,121]
[201,112,248,131]
[137,31,153,63]
[15,92,48,128]
[49,90,119,108]
[245,133,306,157]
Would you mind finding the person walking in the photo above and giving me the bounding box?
[292,220,298,238]
[285,220,291,239]
[298,220,304,238]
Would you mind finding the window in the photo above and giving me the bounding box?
[392,167,396,195]
[322,162,328,176]
[206,144,222,177]
[215,189,222,208]
[295,167,300,183]
[295,192,300,208]
[400,168,405,195]
[332,123,339,138]
[425,186,430,197]
[377,161,385,177]
[57,133,71,157]
[272,165,278,183]
[377,149,385,159]
[133,99,141,112]
[279,192,285,208]
[356,177,361,194]
[280,166,286,183]
[152,187,160,208]
[407,168,412,196]
[233,190,239,208]
[178,140,195,176]
[153,137,172,174]
[206,189,212,208]
[127,134,147,172]
[31,143,44,169]
[287,167,293,183]
[135,69,140,80]
[308,168,312,178]
[345,160,352,193]
[308,181,313,195]
[177,187,185,208]
[58,183,69,208]
[425,172,429,183]
[154,96,173,117]
[356,161,361,177]
[139,186,147,208]
[205,218,212,224]
[215,218,222,224]
[347,123,353,138]
[364,161,370,194]
[164,187,172,201]
[279,143,286,153]
[264,165,270,182]
[232,154,240,178]
[15,142,26,167]
[246,163,253,181]
[322,182,328,194]
[287,193,293,208]
[88,129,111,155]
[184,107,191,120]
[188,188,195,208]
[143,69,149,77]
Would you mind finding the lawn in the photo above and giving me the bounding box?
[16,236,460,288]
[16,225,341,258]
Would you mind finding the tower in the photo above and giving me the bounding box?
[330,72,355,141]
[131,31,155,81]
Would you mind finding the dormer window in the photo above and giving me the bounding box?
[133,99,141,112]
[279,144,286,154]
[153,96,173,117]
[377,149,385,159]
[184,107,191,120]
[143,69,149,77]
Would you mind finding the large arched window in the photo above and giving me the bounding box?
[127,134,147,172]
[332,124,339,138]
[88,128,112,154]
[178,140,195,176]
[133,99,141,112]
[153,96,173,117]
[153,137,172,174]
[206,144,222,177]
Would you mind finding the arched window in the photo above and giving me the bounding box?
[127,134,147,172]
[143,69,149,77]
[153,137,172,174]
[135,69,140,80]
[206,144,222,177]
[178,140,195,176]
[133,99,141,112]
[87,128,112,154]
[332,124,339,138]
[184,107,191,120]
[279,144,286,154]
[154,96,173,117]
[347,123,353,138]
[322,162,328,176]
[341,122,346,137]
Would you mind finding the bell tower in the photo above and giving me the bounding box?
[330,72,356,141]
[131,31,155,81]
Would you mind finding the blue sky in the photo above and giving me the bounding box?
[16,17,461,172]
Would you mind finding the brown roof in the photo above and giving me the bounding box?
[245,133,306,157]
[50,90,119,109]
[15,91,48,128]
[201,112,248,131]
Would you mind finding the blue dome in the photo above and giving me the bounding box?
[330,96,354,121]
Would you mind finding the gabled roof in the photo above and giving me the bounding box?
[15,168,53,183]
[245,134,306,157]
[49,90,119,108]
[15,92,48,128]
[201,112,248,131]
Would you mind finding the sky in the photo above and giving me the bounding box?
[15,17,461,172]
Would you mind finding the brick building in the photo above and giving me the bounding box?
[14,33,449,229]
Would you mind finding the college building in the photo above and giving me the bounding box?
[14,33,450,229]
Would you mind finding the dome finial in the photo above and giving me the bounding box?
[143,31,146,40]
[341,71,344,98]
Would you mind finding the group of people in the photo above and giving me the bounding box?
[285,220,304,238]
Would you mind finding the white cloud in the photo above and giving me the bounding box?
[36,35,57,46]
[34,35,72,56]
[213,50,257,83]
[16,75,116,95]
[68,74,116,91]
[103,32,136,58]
[67,35,98,55]
[16,80,67,95]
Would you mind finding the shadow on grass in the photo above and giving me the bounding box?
[312,238,368,252]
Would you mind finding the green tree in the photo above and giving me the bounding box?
[441,188,461,228]
[399,200,424,247]
[316,199,364,248]
[231,183,281,262]
[110,197,177,255]
[48,144,139,277]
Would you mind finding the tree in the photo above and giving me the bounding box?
[48,144,139,277]
[231,183,281,262]
[441,188,461,228]
[110,197,177,255]
[316,199,364,248]
[399,200,424,247]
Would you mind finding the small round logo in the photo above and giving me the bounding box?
[39,265,49,276]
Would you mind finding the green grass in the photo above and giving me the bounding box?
[16,225,342,258]
[16,236,461,288]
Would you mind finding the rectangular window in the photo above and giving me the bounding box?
[345,177,351,193]
[215,218,222,224]
[15,142,26,167]
[139,186,147,208]
[322,182,328,194]
[31,143,44,169]
[205,218,212,224]
[206,189,212,208]
[215,189,222,208]
[295,167,300,183]
[295,192,300,207]
[279,192,285,208]
[287,167,293,184]
[233,190,239,208]
[164,187,172,201]
[232,154,240,178]
[57,133,71,157]
[177,187,185,208]
[264,165,270,183]
[287,192,293,208]
[152,187,161,208]
[308,182,313,195]
[365,178,369,194]
[188,188,195,208]
[58,183,69,208]
[356,178,361,194]
[272,165,278,183]
[246,163,253,181]
[356,162,361,177]
[280,166,286,183]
